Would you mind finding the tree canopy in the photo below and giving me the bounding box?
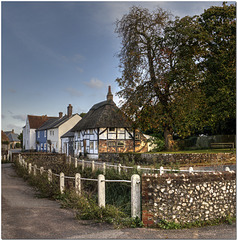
[115,3,236,150]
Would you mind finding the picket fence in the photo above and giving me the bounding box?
[17,154,141,218]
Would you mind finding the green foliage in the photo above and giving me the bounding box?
[148,135,166,152]
[156,215,236,229]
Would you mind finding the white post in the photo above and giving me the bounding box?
[75,173,81,196]
[28,163,32,174]
[60,172,65,194]
[75,157,78,168]
[103,162,106,175]
[189,167,193,173]
[48,169,52,182]
[131,174,141,218]
[82,160,85,171]
[118,164,121,175]
[40,167,44,175]
[160,166,164,175]
[33,164,37,176]
[24,161,27,169]
[225,167,230,172]
[98,174,105,207]
[92,161,95,172]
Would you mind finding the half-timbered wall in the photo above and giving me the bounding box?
[74,127,148,158]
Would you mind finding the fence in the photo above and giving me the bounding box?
[17,154,141,218]
[66,155,222,175]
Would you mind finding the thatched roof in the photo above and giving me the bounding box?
[71,99,133,132]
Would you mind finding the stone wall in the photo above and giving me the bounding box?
[142,171,236,226]
[99,152,236,166]
[12,152,66,171]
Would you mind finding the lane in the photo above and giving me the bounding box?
[1,163,236,239]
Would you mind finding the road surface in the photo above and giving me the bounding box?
[1,163,236,239]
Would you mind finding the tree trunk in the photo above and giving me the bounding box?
[164,129,174,150]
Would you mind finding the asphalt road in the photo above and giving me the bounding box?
[1,163,236,239]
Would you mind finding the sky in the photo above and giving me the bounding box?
[1,0,234,134]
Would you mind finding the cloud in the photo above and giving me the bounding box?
[12,114,26,121]
[84,78,104,89]
[6,124,23,134]
[65,87,83,97]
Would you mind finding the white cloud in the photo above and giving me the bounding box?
[65,87,83,97]
[84,78,104,89]
[12,114,26,121]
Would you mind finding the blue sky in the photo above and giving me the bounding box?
[1,1,232,134]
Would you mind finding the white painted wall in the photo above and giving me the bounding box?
[23,116,37,150]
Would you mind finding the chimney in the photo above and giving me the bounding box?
[67,104,73,117]
[107,86,113,101]
[59,112,63,118]
[12,129,14,133]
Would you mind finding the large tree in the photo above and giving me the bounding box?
[115,6,203,149]
[198,3,236,134]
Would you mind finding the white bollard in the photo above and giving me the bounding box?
[92,161,95,172]
[75,173,81,196]
[48,169,52,182]
[118,164,121,175]
[131,174,141,218]
[28,163,32,174]
[82,160,85,171]
[33,165,37,176]
[40,167,44,175]
[75,158,78,168]
[98,174,105,207]
[60,172,65,194]
[103,162,106,175]
[160,166,164,175]
[189,167,193,173]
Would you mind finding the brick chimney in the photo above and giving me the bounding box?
[59,112,63,118]
[107,86,113,101]
[67,104,73,117]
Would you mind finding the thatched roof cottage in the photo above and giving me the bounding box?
[71,86,148,159]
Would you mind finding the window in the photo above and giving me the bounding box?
[44,131,46,138]
[37,131,40,138]
[135,133,140,140]
[90,141,94,151]
[95,141,98,150]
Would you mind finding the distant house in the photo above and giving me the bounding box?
[71,86,148,159]
[36,104,81,153]
[4,129,21,149]
[36,117,59,152]
[1,131,10,152]
[23,115,51,151]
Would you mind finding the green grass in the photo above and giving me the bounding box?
[148,148,236,154]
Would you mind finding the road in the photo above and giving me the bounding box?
[1,163,236,239]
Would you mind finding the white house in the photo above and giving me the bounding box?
[47,104,81,153]
[23,115,51,151]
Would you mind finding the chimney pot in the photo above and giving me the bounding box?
[107,86,113,101]
[67,104,73,117]
[59,112,63,118]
